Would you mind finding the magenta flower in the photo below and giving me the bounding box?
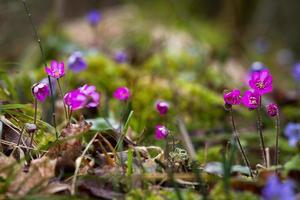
[156,101,169,115]
[249,69,272,95]
[113,86,130,101]
[64,89,87,111]
[32,82,50,102]
[266,103,279,117]
[223,89,242,105]
[45,60,65,79]
[79,84,100,108]
[242,90,261,109]
[155,125,169,140]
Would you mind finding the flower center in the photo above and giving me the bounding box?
[250,97,257,105]
[54,71,60,77]
[256,81,265,89]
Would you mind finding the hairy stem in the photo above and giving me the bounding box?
[275,114,280,173]
[56,78,68,120]
[229,109,254,178]
[257,98,267,167]
[21,0,58,139]
[30,98,38,147]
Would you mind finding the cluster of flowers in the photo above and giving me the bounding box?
[224,69,278,116]
[154,101,170,140]
[31,59,132,113]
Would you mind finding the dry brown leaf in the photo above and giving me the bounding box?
[7,156,56,197]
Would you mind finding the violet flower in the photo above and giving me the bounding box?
[284,123,300,147]
[266,103,279,117]
[68,51,87,73]
[262,175,295,200]
[223,89,241,105]
[41,76,56,94]
[155,125,169,140]
[242,90,260,109]
[86,10,101,26]
[64,89,87,111]
[156,101,169,115]
[114,51,128,63]
[249,69,273,95]
[32,82,50,102]
[45,60,65,79]
[292,62,300,82]
[79,84,100,108]
[113,86,130,101]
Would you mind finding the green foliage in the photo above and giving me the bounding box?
[209,182,259,200]
[126,188,200,200]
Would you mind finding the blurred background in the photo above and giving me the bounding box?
[1,0,300,163]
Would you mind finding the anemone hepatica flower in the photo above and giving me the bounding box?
[266,103,279,117]
[113,86,130,101]
[41,76,56,94]
[284,123,300,147]
[64,89,87,111]
[32,82,50,102]
[79,84,100,108]
[262,175,295,200]
[45,60,65,79]
[242,90,260,109]
[250,61,265,72]
[114,51,128,63]
[86,10,101,26]
[223,89,241,105]
[155,125,169,140]
[68,51,87,73]
[156,101,169,115]
[249,69,272,95]
[292,62,300,82]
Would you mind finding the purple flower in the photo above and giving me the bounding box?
[242,90,260,109]
[114,51,128,63]
[79,84,100,108]
[292,62,300,82]
[45,60,65,79]
[284,123,300,147]
[266,103,279,117]
[113,86,130,101]
[223,89,241,105]
[64,89,87,111]
[32,82,50,102]
[68,51,87,73]
[249,69,272,95]
[155,125,169,140]
[41,77,56,94]
[250,61,265,72]
[86,10,101,26]
[262,175,295,200]
[156,101,169,115]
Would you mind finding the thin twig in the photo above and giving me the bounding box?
[177,117,196,160]
[71,132,98,195]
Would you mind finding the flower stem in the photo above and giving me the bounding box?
[229,109,254,178]
[21,0,58,140]
[257,98,267,167]
[275,114,280,173]
[56,78,68,121]
[30,98,38,147]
